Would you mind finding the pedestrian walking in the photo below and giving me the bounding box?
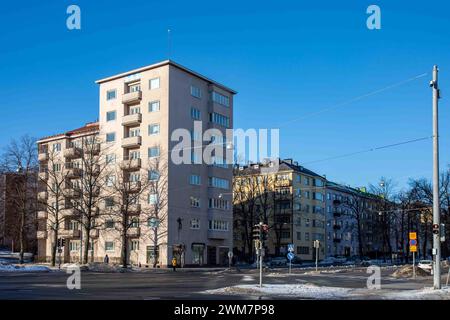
[104,254,109,264]
[171,257,177,271]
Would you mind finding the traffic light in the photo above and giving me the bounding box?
[252,224,261,241]
[58,238,66,248]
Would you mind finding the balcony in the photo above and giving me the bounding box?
[274,180,292,187]
[38,191,48,201]
[66,167,82,178]
[38,152,48,162]
[84,143,100,155]
[127,181,141,193]
[37,231,47,239]
[207,230,228,240]
[125,204,141,215]
[122,136,141,148]
[333,199,341,206]
[64,147,81,159]
[333,238,342,243]
[333,211,341,218]
[122,91,142,104]
[122,113,142,126]
[66,188,81,198]
[127,227,140,238]
[38,170,48,180]
[120,158,141,171]
[89,229,99,238]
[37,211,48,219]
[333,224,341,230]
[60,229,81,238]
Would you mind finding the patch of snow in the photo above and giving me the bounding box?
[0,264,51,272]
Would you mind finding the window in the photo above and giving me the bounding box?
[106,154,116,164]
[297,246,309,255]
[296,232,301,240]
[106,89,116,100]
[130,217,139,228]
[190,196,200,208]
[130,240,139,251]
[53,163,61,172]
[304,177,310,185]
[208,177,229,189]
[69,241,80,252]
[148,146,160,158]
[209,112,230,128]
[212,91,230,107]
[149,124,160,135]
[149,77,160,90]
[129,172,140,182]
[189,174,201,185]
[208,198,230,210]
[190,85,202,98]
[128,83,141,93]
[129,150,140,160]
[53,143,61,152]
[105,220,114,229]
[305,232,310,241]
[106,175,115,187]
[304,191,310,199]
[208,220,229,231]
[106,111,116,121]
[211,156,228,169]
[281,231,290,239]
[148,193,158,205]
[313,206,324,214]
[148,170,159,181]
[313,192,324,201]
[129,127,140,137]
[130,106,140,114]
[105,198,115,208]
[106,132,116,142]
[149,100,160,112]
[105,241,114,251]
[314,178,324,187]
[190,218,200,229]
[191,107,201,120]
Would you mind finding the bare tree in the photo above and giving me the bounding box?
[1,135,38,264]
[342,191,368,258]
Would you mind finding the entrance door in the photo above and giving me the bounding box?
[207,246,217,265]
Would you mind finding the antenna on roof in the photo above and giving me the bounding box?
[167,28,172,60]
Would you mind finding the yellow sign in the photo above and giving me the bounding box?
[410,245,417,253]
[409,232,417,240]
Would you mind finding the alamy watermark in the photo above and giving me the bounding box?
[66,5,81,30]
[366,5,381,30]
[66,264,81,290]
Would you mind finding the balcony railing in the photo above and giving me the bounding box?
[207,230,229,240]
[38,170,48,180]
[127,227,140,238]
[38,152,48,162]
[38,191,48,201]
[122,91,142,104]
[66,167,82,178]
[59,229,81,238]
[64,147,81,159]
[127,181,141,193]
[122,113,142,126]
[127,204,141,215]
[122,136,142,148]
[89,229,99,238]
[37,211,48,219]
[37,231,47,239]
[120,158,141,170]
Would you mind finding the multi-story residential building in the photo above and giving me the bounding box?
[233,158,327,262]
[37,60,236,267]
[325,182,383,259]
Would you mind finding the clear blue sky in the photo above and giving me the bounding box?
[0,0,448,190]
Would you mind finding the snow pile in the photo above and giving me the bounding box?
[205,283,352,299]
[392,265,430,278]
[383,286,450,300]
[0,263,50,272]
[85,262,127,273]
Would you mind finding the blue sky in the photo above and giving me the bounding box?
[0,0,448,190]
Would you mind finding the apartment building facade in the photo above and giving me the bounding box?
[37,60,235,267]
[325,182,384,259]
[233,159,327,262]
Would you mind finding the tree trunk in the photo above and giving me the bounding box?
[121,226,128,268]
[83,227,90,265]
[152,228,158,268]
[357,217,364,258]
[51,229,58,266]
[19,207,25,264]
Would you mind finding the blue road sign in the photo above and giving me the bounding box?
[410,239,417,246]
[287,252,295,260]
[287,244,294,252]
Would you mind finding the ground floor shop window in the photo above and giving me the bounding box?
[191,243,205,265]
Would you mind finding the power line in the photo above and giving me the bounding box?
[301,136,432,166]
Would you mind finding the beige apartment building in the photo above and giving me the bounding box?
[233,159,327,262]
[37,60,236,267]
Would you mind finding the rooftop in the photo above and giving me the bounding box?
[95,60,237,94]
[37,122,99,143]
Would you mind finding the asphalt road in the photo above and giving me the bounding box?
[0,267,444,300]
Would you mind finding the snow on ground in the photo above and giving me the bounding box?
[0,264,51,272]
[203,283,450,300]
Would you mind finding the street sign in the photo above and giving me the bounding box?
[410,245,418,253]
[409,232,417,240]
[287,244,294,252]
[409,239,417,246]
[228,251,233,258]
[313,240,320,248]
[287,252,295,261]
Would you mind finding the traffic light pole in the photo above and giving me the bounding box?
[431,65,441,289]
[259,222,263,288]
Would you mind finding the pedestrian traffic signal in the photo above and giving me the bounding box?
[252,224,261,241]
[57,238,66,248]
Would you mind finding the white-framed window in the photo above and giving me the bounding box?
[149,100,160,112]
[149,77,160,90]
[53,163,61,172]
[129,127,140,137]
[149,124,160,135]
[208,220,229,231]
[105,241,115,251]
[69,241,80,252]
[148,170,159,181]
[106,175,116,187]
[148,193,158,205]
[191,107,201,120]
[189,174,201,185]
[148,146,160,158]
[53,143,61,152]
[106,89,116,100]
[106,111,116,121]
[129,106,140,115]
[128,83,141,93]
[129,172,140,182]
[130,217,139,228]
[129,150,140,160]
[106,132,116,142]
[208,177,229,189]
[208,198,230,210]
[190,218,200,229]
[190,85,202,98]
[212,91,230,107]
[130,240,139,251]
[190,197,200,208]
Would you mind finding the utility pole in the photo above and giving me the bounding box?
[431,65,441,289]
